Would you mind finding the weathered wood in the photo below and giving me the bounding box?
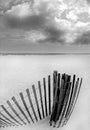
[1,105,19,126]
[38,81,45,118]
[0,117,11,127]
[57,82,71,127]
[53,71,58,105]
[50,88,60,125]
[0,124,5,128]
[63,78,82,126]
[53,80,63,124]
[12,96,30,124]
[62,73,71,83]
[19,92,34,123]
[65,78,79,118]
[54,73,61,108]
[48,75,51,115]
[50,79,64,125]
[0,121,6,128]
[26,88,38,122]
[0,112,15,126]
[0,118,9,127]
[60,81,73,126]
[56,79,66,117]
[43,78,48,116]
[57,73,60,88]
[54,81,68,126]
[7,100,26,125]
[63,75,76,119]
[0,71,82,129]
[50,71,58,124]
[32,85,42,120]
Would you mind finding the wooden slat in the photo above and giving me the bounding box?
[1,105,19,126]
[63,78,82,126]
[54,73,61,109]
[63,75,76,119]
[0,122,5,128]
[7,100,26,125]
[55,79,65,117]
[48,75,51,115]
[51,81,67,127]
[0,112,15,126]
[0,117,11,127]
[60,81,73,126]
[32,85,42,120]
[0,121,6,128]
[0,71,83,129]
[19,92,34,123]
[43,78,48,116]
[38,81,45,118]
[50,79,64,125]
[62,73,71,83]
[26,88,38,122]
[57,82,71,127]
[12,96,30,124]
[0,124,5,128]
[65,78,79,119]
[0,118,9,127]
[53,71,58,105]
[62,78,79,126]
[51,72,59,123]
[57,73,60,88]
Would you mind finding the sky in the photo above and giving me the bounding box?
[0,0,90,53]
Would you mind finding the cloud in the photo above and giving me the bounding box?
[2,10,90,46]
[1,1,65,45]
[4,14,46,30]
[74,31,90,45]
[1,0,90,46]
[2,0,54,30]
[86,0,90,4]
[37,26,65,44]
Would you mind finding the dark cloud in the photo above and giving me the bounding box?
[0,1,66,45]
[38,26,65,44]
[86,0,90,4]
[74,31,90,45]
[2,1,53,31]
[1,1,90,46]
[2,4,65,44]
[3,14,47,30]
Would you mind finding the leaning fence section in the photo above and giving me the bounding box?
[0,71,82,128]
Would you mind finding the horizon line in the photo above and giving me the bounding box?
[0,53,90,55]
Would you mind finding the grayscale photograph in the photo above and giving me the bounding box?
[0,0,90,130]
